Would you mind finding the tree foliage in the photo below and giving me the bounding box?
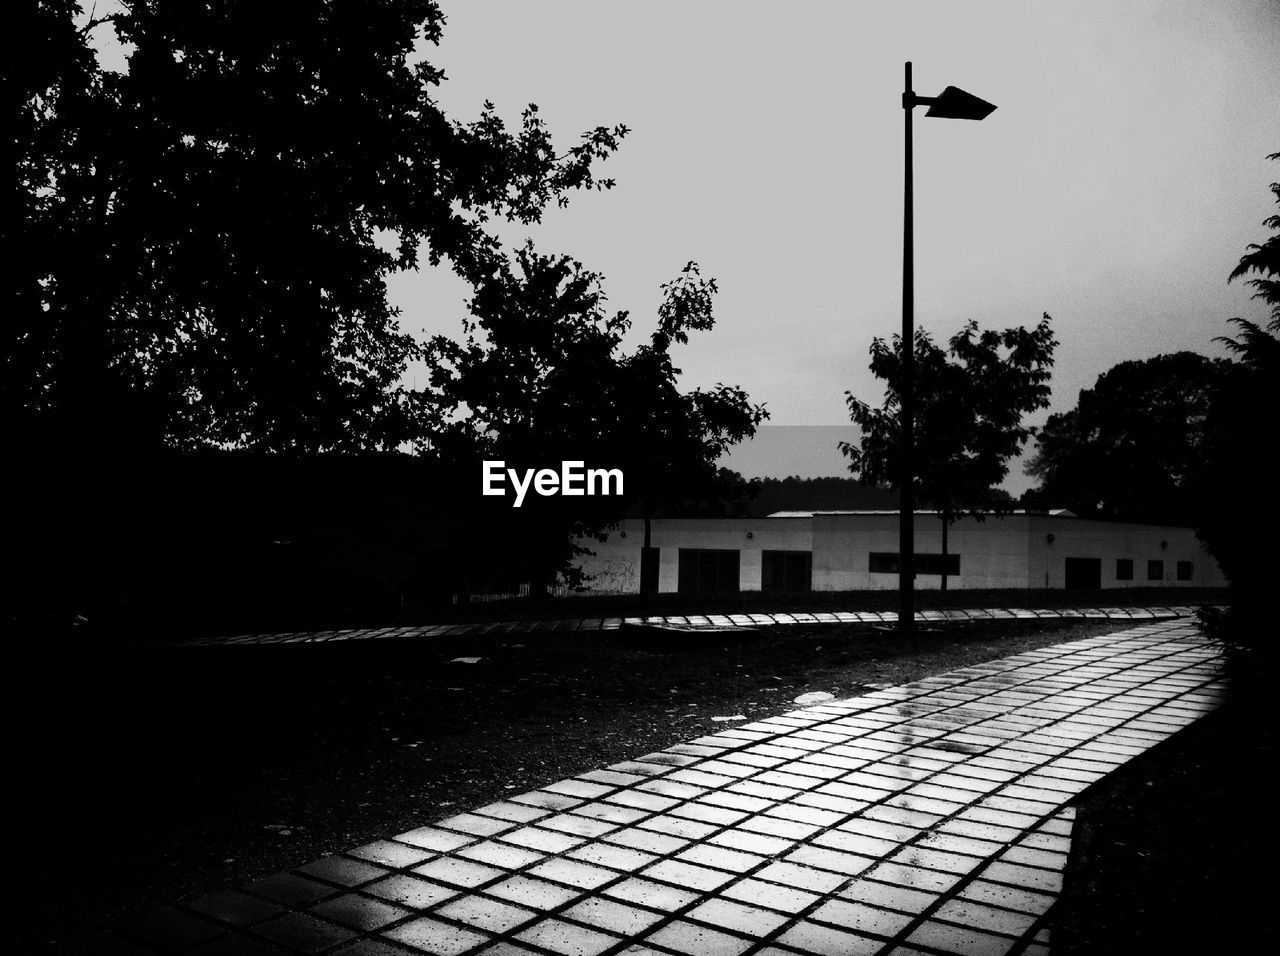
[424,257,767,591]
[1024,352,1230,524]
[841,316,1057,522]
[1196,152,1280,628]
[7,0,628,452]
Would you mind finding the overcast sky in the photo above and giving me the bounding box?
[87,1,1280,489]
[391,0,1278,489]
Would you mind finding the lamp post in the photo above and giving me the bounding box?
[899,62,995,634]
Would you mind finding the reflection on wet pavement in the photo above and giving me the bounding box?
[72,618,1222,955]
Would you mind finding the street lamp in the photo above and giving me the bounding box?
[899,62,995,634]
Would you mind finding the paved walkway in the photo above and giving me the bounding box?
[77,616,1223,955]
[186,606,1199,645]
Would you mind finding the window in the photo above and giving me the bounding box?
[1147,560,1164,581]
[868,552,960,576]
[762,550,812,593]
[677,549,740,594]
[1176,560,1193,581]
[1116,559,1134,581]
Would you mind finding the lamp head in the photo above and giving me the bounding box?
[925,86,997,120]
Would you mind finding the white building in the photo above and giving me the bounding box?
[574,510,1225,595]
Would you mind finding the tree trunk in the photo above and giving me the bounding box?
[640,508,653,609]
[940,510,950,591]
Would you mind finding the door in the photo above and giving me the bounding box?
[1064,557,1102,590]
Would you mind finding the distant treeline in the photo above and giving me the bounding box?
[743,476,899,516]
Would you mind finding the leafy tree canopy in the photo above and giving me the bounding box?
[7,0,628,452]
[1024,351,1230,525]
[424,256,767,590]
[1196,151,1280,622]
[841,316,1057,522]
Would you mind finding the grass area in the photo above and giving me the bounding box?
[16,617,1116,949]
[127,585,1227,640]
[430,586,1228,623]
[1053,658,1276,954]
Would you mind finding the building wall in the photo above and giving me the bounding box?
[821,514,1034,591]
[1024,516,1222,589]
[576,517,813,594]
[572,513,1225,594]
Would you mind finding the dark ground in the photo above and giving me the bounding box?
[414,586,1229,627]
[1053,656,1277,955]
[92,586,1227,640]
[9,609,1261,952]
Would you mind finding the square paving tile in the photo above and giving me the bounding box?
[722,877,821,913]
[808,899,915,938]
[980,861,1064,895]
[364,874,459,910]
[382,916,491,955]
[310,894,411,932]
[485,875,584,910]
[514,917,622,956]
[348,839,436,869]
[677,843,766,872]
[395,827,477,853]
[906,919,1019,956]
[538,814,619,839]
[685,898,791,936]
[412,857,506,889]
[863,862,961,894]
[246,873,337,907]
[436,895,538,934]
[784,845,877,877]
[474,802,550,824]
[774,920,885,955]
[644,919,755,956]
[601,876,700,911]
[639,814,719,840]
[752,861,848,894]
[500,826,587,854]
[436,812,520,838]
[567,841,656,873]
[603,827,688,855]
[254,912,357,953]
[296,856,391,888]
[958,880,1057,916]
[121,908,226,952]
[932,898,1037,937]
[642,859,736,892]
[457,839,545,871]
[561,897,665,936]
[186,890,283,928]
[527,858,619,890]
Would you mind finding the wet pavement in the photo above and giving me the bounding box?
[69,616,1223,955]
[186,606,1197,646]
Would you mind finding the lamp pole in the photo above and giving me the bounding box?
[897,62,996,635]
[900,61,916,635]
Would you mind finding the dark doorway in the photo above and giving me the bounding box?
[640,547,660,595]
[762,550,813,593]
[677,548,741,594]
[1065,557,1102,590]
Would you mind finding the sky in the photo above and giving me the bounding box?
[86,1,1280,489]
[390,0,1279,489]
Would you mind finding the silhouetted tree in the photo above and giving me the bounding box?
[1196,152,1280,640]
[425,256,766,595]
[841,316,1057,588]
[1024,352,1230,525]
[7,1,627,452]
